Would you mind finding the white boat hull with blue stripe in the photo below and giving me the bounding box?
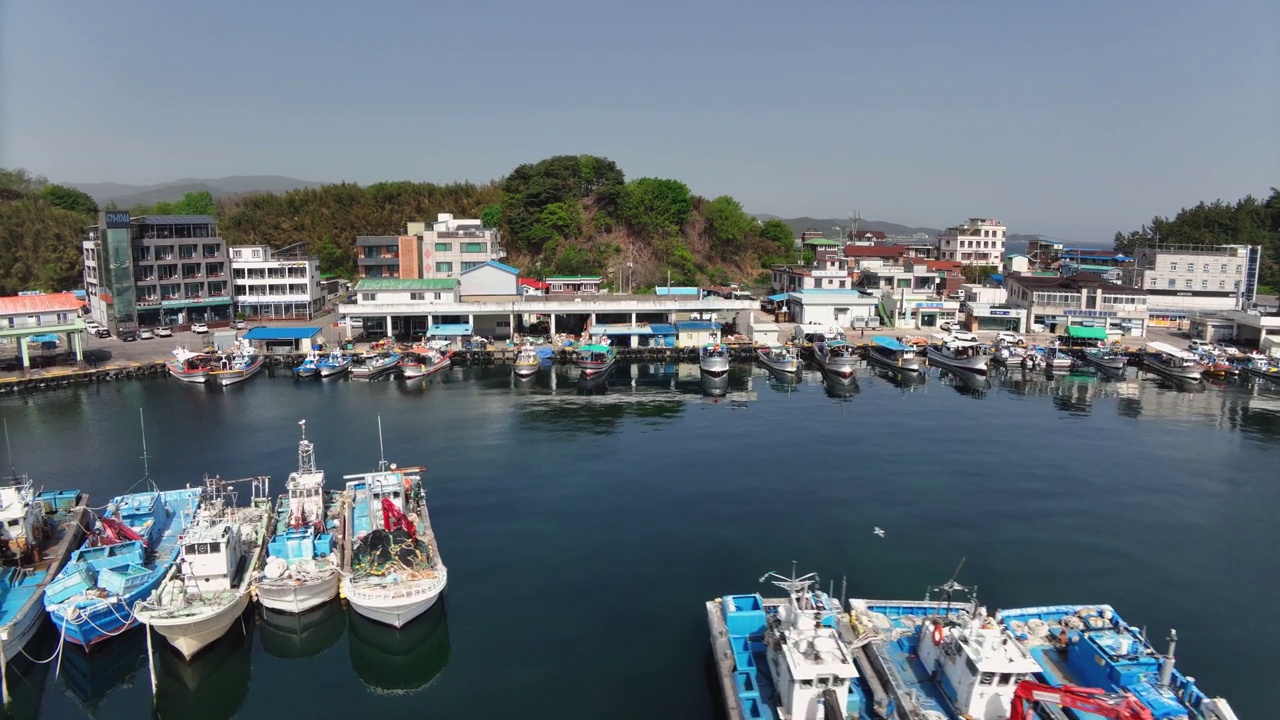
[867,335,922,374]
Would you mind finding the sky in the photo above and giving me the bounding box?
[1,0,1277,240]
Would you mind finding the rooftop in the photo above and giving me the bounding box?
[843,244,908,258]
[460,260,520,275]
[546,275,603,281]
[133,215,217,226]
[0,292,85,316]
[355,278,458,291]
[242,326,323,341]
[1007,272,1146,294]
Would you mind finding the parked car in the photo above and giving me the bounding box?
[191,322,209,334]
[948,331,981,343]
[1188,339,1211,352]
[995,332,1025,346]
[230,319,248,329]
[138,328,155,340]
[1215,344,1240,356]
[154,326,173,338]
[120,329,138,342]
[85,320,102,333]
[939,320,959,332]
[92,328,111,338]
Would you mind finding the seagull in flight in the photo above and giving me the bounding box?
[873,526,885,538]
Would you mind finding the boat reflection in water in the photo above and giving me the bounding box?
[57,626,148,715]
[821,369,859,399]
[260,602,348,660]
[1,624,56,720]
[348,601,450,696]
[576,367,612,395]
[155,614,254,720]
[762,366,802,393]
[938,367,990,396]
[872,365,926,390]
[701,373,729,397]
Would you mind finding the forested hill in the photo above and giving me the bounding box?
[0,156,799,294]
[1112,188,1280,292]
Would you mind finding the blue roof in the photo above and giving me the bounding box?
[766,293,789,301]
[674,321,721,331]
[242,327,322,341]
[29,334,60,343]
[990,274,1004,284]
[872,336,909,351]
[648,323,676,335]
[460,260,520,275]
[655,286,701,296]
[427,323,473,336]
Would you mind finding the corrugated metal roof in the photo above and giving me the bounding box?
[134,215,217,225]
[460,260,520,275]
[0,292,85,316]
[674,321,721,331]
[242,327,323,340]
[355,278,458,291]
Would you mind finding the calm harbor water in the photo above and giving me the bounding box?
[1,361,1276,719]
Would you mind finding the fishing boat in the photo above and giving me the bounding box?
[512,345,541,378]
[925,334,990,374]
[316,350,352,378]
[0,469,90,662]
[699,344,731,376]
[399,348,452,379]
[1142,341,1207,381]
[340,421,446,628]
[1081,346,1128,373]
[867,335,922,374]
[293,350,321,379]
[136,475,271,660]
[255,421,344,615]
[754,344,799,374]
[813,339,859,378]
[350,351,401,379]
[165,348,213,384]
[210,340,265,386]
[999,603,1239,720]
[44,486,203,648]
[1244,354,1280,382]
[1041,344,1074,371]
[574,341,616,376]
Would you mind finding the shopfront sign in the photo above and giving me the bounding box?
[990,310,1010,316]
[810,270,846,278]
[161,297,232,309]
[1064,309,1117,318]
[104,211,131,228]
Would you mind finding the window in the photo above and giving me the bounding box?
[462,261,483,271]
[1167,279,1177,288]
[1202,263,1210,272]
[1184,280,1192,289]
[1220,264,1227,273]
[980,672,995,686]
[998,673,1013,686]
[1169,262,1178,271]
[461,242,486,253]
[434,242,452,252]
[1148,278,1156,287]
[1187,264,1194,273]
[252,249,261,258]
[1219,280,1226,289]
[1201,280,1208,289]
[435,262,453,273]
[434,292,442,300]
[496,320,511,328]
[838,280,846,289]
[410,292,426,301]
[361,292,377,302]
[799,680,813,689]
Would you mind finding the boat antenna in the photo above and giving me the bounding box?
[927,557,969,618]
[3,417,15,479]
[139,408,156,490]
[376,415,388,471]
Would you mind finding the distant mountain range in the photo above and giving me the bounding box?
[68,175,323,207]
[753,214,943,239]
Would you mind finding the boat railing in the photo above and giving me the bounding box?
[346,568,447,600]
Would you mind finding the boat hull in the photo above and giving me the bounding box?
[214,357,265,386]
[401,356,451,379]
[0,504,91,661]
[755,351,798,374]
[924,347,989,374]
[294,366,318,378]
[1082,352,1127,372]
[351,361,399,379]
[867,349,921,374]
[575,357,615,376]
[700,357,730,376]
[815,353,858,378]
[1142,355,1204,381]
[342,572,447,629]
[255,573,341,615]
[1247,366,1280,382]
[143,592,252,661]
[166,365,210,384]
[318,361,350,377]
[513,363,540,377]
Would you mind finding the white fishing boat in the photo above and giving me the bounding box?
[400,348,452,379]
[1244,354,1280,383]
[341,420,446,628]
[351,351,401,379]
[925,334,990,374]
[166,348,213,384]
[210,340,265,386]
[1142,341,1207,381]
[1081,346,1128,373]
[255,421,343,614]
[867,335,922,374]
[1042,344,1074,371]
[316,350,353,378]
[137,475,271,660]
[293,350,321,379]
[813,339,859,378]
[754,344,799,374]
[699,344,730,376]
[513,345,541,377]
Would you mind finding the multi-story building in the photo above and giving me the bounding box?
[1132,244,1262,325]
[82,213,232,330]
[356,214,504,281]
[936,218,1007,271]
[230,245,326,320]
[1005,272,1149,337]
[771,253,854,293]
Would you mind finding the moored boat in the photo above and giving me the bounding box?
[512,345,541,377]
[813,338,859,378]
[699,344,730,376]
[1041,344,1074,371]
[136,475,271,660]
[210,340,265,386]
[1081,346,1128,373]
[399,348,452,379]
[351,351,401,379]
[293,350,321,379]
[1244,354,1280,382]
[754,344,799,374]
[255,420,343,615]
[340,422,446,629]
[166,348,213,384]
[1142,341,1207,381]
[925,334,990,374]
[574,340,616,376]
[0,475,90,662]
[316,350,352,378]
[867,335,922,374]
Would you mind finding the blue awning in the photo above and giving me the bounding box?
[427,323,473,336]
[872,336,908,351]
[242,327,323,341]
[767,293,789,302]
[674,321,721,331]
[648,323,676,335]
[28,334,60,343]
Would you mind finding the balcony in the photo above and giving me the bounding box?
[358,256,400,266]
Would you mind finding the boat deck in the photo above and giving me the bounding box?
[852,601,965,720]
[0,566,50,625]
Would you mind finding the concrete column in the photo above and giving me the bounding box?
[386,315,393,339]
[20,337,30,372]
[509,312,515,339]
[589,312,596,328]
[467,314,474,332]
[550,314,557,336]
[630,312,637,328]
[72,332,83,362]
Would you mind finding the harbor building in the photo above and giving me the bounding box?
[229,245,325,320]
[355,235,419,280]
[781,290,881,328]
[0,292,87,368]
[82,213,231,331]
[936,218,1007,271]
[770,253,854,293]
[1189,309,1280,355]
[1131,244,1262,327]
[459,261,520,298]
[1004,272,1149,337]
[412,213,504,278]
[546,276,604,294]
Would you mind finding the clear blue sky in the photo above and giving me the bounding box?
[2,0,1276,240]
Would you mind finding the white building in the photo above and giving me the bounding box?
[1005,272,1149,336]
[230,245,326,320]
[410,214,504,279]
[936,218,1007,271]
[1133,244,1262,325]
[459,261,520,298]
[771,254,855,293]
[783,290,881,329]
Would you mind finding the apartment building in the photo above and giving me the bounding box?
[230,245,326,319]
[936,218,1007,271]
[416,214,504,278]
[1132,244,1262,325]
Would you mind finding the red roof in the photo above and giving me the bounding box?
[921,260,963,273]
[843,244,908,258]
[852,230,887,240]
[0,292,85,316]
[518,277,550,290]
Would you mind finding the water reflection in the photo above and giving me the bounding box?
[347,602,450,696]
[154,615,253,720]
[260,602,347,659]
[821,369,859,399]
[936,367,989,397]
[1,625,55,720]
[58,629,148,714]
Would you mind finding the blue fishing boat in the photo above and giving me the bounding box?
[868,335,922,374]
[350,351,401,380]
[44,487,202,649]
[998,603,1239,720]
[316,350,352,378]
[0,476,90,662]
[574,342,616,376]
[293,350,321,379]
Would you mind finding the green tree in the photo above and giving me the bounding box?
[481,204,502,228]
[174,190,218,216]
[40,184,99,215]
[538,202,582,239]
[0,196,86,293]
[0,168,48,195]
[760,218,795,251]
[704,195,753,251]
[315,235,353,277]
[621,178,692,238]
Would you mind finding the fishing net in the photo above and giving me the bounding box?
[351,529,432,577]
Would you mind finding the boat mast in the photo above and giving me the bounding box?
[2,417,15,479]
[139,408,154,486]
[298,419,315,473]
[376,415,388,471]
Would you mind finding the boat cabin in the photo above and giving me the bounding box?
[111,492,166,545]
[765,589,860,720]
[180,521,243,592]
[0,476,41,556]
[346,468,418,535]
[914,608,1040,718]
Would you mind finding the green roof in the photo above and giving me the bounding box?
[546,275,602,281]
[802,239,841,246]
[1067,325,1108,340]
[355,278,458,291]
